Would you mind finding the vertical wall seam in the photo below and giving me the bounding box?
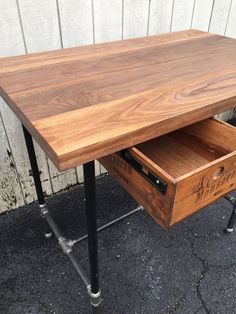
[0,111,26,204]
[74,164,78,183]
[169,0,175,32]
[190,0,197,29]
[46,157,55,194]
[224,0,234,121]
[41,153,53,194]
[147,0,151,36]
[224,0,233,35]
[91,0,96,44]
[208,0,216,31]
[56,0,64,48]
[15,0,28,53]
[122,0,124,39]
[75,167,79,184]
[91,1,100,175]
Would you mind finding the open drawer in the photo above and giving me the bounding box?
[99,118,236,228]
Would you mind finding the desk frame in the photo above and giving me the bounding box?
[22,123,236,310]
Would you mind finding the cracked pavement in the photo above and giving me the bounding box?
[0,174,236,313]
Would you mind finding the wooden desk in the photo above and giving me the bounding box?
[1,29,236,309]
[1,29,236,170]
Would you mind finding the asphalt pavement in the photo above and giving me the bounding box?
[0,174,236,313]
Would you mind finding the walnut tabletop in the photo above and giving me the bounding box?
[1,29,236,171]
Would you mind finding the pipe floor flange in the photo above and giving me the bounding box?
[87,285,102,307]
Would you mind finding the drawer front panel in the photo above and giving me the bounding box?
[99,153,174,228]
[172,153,236,225]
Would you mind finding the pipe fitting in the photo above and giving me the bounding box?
[226,227,234,234]
[58,237,73,254]
[224,194,236,206]
[87,285,102,307]
[40,206,48,217]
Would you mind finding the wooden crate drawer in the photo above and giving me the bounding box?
[99,118,236,228]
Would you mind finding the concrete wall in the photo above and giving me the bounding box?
[0,0,236,212]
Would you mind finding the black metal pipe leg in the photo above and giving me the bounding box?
[226,204,236,233]
[83,161,101,308]
[22,125,52,238]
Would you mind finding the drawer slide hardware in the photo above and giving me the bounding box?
[118,150,167,194]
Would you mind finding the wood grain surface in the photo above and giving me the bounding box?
[1,29,236,170]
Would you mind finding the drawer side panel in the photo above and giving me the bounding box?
[99,153,175,228]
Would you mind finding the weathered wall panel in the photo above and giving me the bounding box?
[149,0,173,35]
[191,0,214,31]
[0,112,25,212]
[123,0,150,39]
[94,0,123,43]
[58,0,94,48]
[171,0,195,31]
